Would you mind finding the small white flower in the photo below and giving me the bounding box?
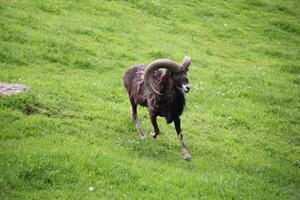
[89,186,94,192]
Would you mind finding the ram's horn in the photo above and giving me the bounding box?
[181,56,191,70]
[144,59,181,95]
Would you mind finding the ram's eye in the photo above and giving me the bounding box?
[173,74,179,79]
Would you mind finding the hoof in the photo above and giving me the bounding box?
[140,134,146,140]
[184,154,191,161]
[151,132,158,139]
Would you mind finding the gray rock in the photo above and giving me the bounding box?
[0,82,29,95]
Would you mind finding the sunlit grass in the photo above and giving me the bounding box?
[0,0,299,199]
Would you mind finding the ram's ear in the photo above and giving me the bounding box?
[181,56,191,71]
[161,70,170,80]
[161,73,168,82]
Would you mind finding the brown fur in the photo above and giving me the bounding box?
[123,60,192,160]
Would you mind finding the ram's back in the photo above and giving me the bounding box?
[123,64,148,106]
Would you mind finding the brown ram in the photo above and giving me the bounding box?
[123,56,192,160]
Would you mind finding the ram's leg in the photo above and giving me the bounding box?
[174,118,191,160]
[149,113,160,139]
[131,101,146,139]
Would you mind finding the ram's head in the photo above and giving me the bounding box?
[144,56,192,95]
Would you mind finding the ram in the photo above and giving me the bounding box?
[123,56,192,160]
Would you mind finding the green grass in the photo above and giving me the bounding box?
[0,0,299,199]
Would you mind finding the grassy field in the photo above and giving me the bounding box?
[0,0,299,199]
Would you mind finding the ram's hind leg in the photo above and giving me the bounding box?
[130,101,146,139]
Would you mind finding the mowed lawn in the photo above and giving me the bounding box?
[0,0,299,199]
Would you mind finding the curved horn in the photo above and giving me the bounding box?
[181,56,191,70]
[144,59,181,95]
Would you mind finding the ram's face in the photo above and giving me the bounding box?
[171,70,190,93]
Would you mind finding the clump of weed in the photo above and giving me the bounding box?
[148,50,171,60]
[293,160,300,168]
[273,62,300,74]
[271,20,299,34]
[126,0,172,19]
[0,92,53,116]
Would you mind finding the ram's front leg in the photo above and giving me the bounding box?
[149,113,160,139]
[174,118,191,161]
